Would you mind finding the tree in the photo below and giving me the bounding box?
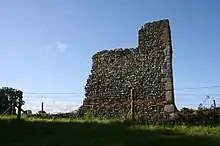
[0,87,24,115]
[24,110,32,114]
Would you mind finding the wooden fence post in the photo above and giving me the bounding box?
[213,100,216,108]
[17,92,22,120]
[130,88,134,121]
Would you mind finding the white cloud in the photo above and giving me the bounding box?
[39,41,68,53]
[56,41,68,53]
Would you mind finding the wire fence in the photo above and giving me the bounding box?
[19,85,220,114]
[21,92,220,114]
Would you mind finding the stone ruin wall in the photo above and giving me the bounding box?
[78,19,176,121]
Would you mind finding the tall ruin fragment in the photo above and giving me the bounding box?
[78,19,176,121]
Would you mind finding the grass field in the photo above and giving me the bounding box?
[0,116,220,146]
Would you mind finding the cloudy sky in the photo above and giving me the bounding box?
[0,0,220,113]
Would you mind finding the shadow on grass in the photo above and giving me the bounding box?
[0,119,220,146]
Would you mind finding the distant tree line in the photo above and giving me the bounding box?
[0,87,24,115]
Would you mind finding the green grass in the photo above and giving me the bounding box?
[0,116,220,146]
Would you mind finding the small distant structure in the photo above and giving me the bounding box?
[37,102,46,114]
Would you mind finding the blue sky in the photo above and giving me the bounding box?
[0,0,220,113]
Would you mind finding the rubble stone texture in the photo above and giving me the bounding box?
[78,19,176,122]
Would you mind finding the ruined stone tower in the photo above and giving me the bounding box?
[78,19,176,121]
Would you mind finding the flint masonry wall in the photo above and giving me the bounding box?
[78,19,176,121]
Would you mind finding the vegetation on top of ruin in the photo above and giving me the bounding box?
[140,19,169,29]
[92,47,138,60]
